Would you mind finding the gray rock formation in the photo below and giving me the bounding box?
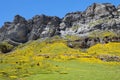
[85,3,116,18]
[0,3,120,47]
[0,15,61,45]
[60,3,120,37]
[28,15,61,40]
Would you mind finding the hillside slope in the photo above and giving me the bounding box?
[0,38,120,79]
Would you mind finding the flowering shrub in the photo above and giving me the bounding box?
[0,42,14,53]
[87,42,120,56]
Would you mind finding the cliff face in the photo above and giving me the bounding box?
[0,15,61,45]
[60,3,120,36]
[0,3,120,45]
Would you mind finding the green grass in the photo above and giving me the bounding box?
[23,60,120,80]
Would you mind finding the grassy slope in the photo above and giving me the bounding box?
[24,61,120,80]
[0,39,120,80]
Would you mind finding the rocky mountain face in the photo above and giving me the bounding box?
[0,15,61,45]
[0,3,120,46]
[60,3,120,36]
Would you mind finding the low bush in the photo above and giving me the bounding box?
[0,42,14,53]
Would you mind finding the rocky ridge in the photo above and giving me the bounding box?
[0,3,120,47]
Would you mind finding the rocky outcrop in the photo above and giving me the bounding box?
[0,3,120,46]
[0,15,29,43]
[60,3,120,36]
[97,55,120,62]
[0,15,61,45]
[28,15,61,40]
[85,3,116,18]
[67,36,120,49]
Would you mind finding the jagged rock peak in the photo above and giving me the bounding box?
[32,14,61,26]
[85,3,116,18]
[65,11,82,16]
[63,11,82,23]
[13,15,27,24]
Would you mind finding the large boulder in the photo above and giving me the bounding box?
[7,23,29,43]
[2,15,29,43]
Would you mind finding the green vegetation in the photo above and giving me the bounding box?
[64,34,81,41]
[0,42,14,53]
[0,38,120,80]
[89,30,118,38]
[88,18,110,27]
[87,42,120,56]
[23,61,120,80]
[89,19,103,27]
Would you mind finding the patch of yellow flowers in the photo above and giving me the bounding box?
[87,42,120,56]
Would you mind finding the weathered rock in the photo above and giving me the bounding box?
[0,3,120,47]
[0,14,62,44]
[63,12,82,23]
[60,12,82,30]
[28,15,61,40]
[85,3,116,18]
[7,23,29,43]
[67,36,120,49]
[13,15,27,24]
[97,55,120,62]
